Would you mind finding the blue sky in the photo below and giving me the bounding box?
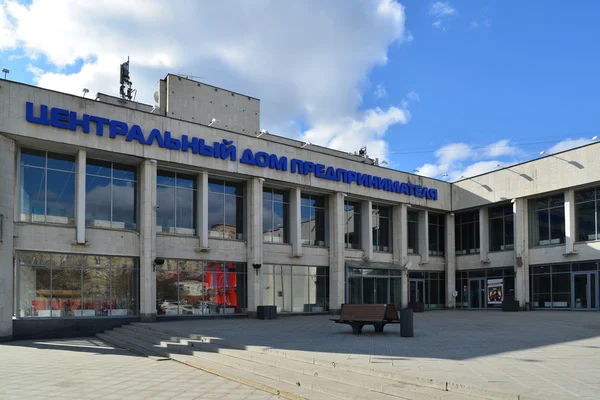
[1,0,599,180]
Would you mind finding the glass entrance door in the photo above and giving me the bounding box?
[362,278,389,304]
[409,279,425,303]
[363,278,375,304]
[572,272,598,310]
[469,278,486,308]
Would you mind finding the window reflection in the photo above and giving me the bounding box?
[208,179,244,240]
[20,149,75,225]
[344,201,361,249]
[157,170,197,235]
[263,188,290,243]
[372,205,391,252]
[262,265,329,312]
[301,194,326,246]
[529,195,565,246]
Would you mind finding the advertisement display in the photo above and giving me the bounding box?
[487,279,504,305]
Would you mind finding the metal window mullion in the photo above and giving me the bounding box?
[174,175,178,231]
[44,152,48,222]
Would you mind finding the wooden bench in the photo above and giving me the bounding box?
[330,304,400,334]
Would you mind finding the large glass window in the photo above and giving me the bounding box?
[262,265,329,312]
[455,267,515,309]
[489,205,514,251]
[20,149,75,225]
[529,195,565,246]
[455,211,480,255]
[156,260,247,315]
[372,205,391,252]
[575,187,600,242]
[428,213,446,256]
[86,159,137,230]
[528,263,600,309]
[156,171,197,235]
[407,211,418,254]
[17,252,138,318]
[208,179,245,240]
[301,194,326,246]
[346,267,405,310]
[344,201,361,249]
[263,188,289,243]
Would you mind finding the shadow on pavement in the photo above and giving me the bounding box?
[1,337,144,357]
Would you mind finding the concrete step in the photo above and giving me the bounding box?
[98,329,332,400]
[96,331,168,360]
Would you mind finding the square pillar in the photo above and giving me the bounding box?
[329,192,345,311]
[361,200,373,260]
[289,188,302,256]
[418,210,429,264]
[514,198,530,309]
[565,190,576,254]
[139,159,157,322]
[393,204,409,309]
[479,207,489,262]
[197,172,209,249]
[246,177,264,314]
[445,213,456,308]
[75,150,86,244]
[0,136,15,341]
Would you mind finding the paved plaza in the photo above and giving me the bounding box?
[143,310,600,399]
[0,338,280,400]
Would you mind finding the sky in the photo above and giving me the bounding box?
[1,0,599,181]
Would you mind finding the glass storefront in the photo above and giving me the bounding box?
[156,260,247,315]
[530,261,599,310]
[347,266,403,310]
[455,268,515,309]
[262,265,329,313]
[408,272,446,309]
[17,252,139,318]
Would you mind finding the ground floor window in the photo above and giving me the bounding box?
[262,265,329,313]
[530,261,599,310]
[455,267,515,309]
[347,267,403,311]
[17,252,138,318]
[408,272,446,309]
[156,260,247,315]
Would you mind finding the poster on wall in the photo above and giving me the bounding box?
[487,279,504,305]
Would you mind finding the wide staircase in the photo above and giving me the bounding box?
[97,323,526,400]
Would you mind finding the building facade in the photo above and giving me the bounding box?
[0,75,599,341]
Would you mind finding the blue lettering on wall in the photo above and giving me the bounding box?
[25,102,438,200]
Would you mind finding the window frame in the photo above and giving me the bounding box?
[344,200,362,249]
[207,178,246,240]
[575,187,599,242]
[528,194,565,247]
[301,193,327,247]
[156,170,197,235]
[372,204,392,253]
[455,211,480,255]
[488,205,514,252]
[407,211,419,254]
[263,187,290,244]
[428,213,446,256]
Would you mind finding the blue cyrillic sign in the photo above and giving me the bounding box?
[25,102,438,200]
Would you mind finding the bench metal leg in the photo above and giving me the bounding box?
[374,322,385,333]
[350,323,363,334]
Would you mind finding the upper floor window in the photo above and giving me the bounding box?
[529,195,564,246]
[407,211,418,254]
[301,194,326,246]
[344,201,361,249]
[455,211,479,255]
[428,213,446,256]
[372,205,391,252]
[489,205,514,251]
[156,171,197,235]
[208,178,245,240]
[86,159,137,230]
[263,188,289,243]
[20,149,75,225]
[575,187,600,242]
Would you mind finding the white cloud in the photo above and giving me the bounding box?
[432,20,442,28]
[429,2,456,18]
[470,21,479,29]
[374,84,388,98]
[405,90,420,103]
[435,142,472,165]
[452,161,503,181]
[545,138,596,154]
[482,140,524,158]
[0,0,409,150]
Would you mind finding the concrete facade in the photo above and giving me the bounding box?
[1,74,600,340]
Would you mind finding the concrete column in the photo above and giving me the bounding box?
[514,198,530,309]
[329,192,345,311]
[445,213,456,308]
[75,150,86,244]
[397,205,409,309]
[361,200,373,260]
[139,159,157,322]
[246,177,264,314]
[479,207,490,262]
[0,136,15,341]
[289,188,302,256]
[565,190,576,254]
[197,172,209,249]
[418,210,429,264]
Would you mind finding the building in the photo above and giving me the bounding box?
[1,74,599,341]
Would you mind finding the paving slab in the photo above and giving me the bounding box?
[143,310,600,399]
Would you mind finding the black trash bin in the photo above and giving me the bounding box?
[257,305,277,320]
[400,308,414,337]
[502,293,519,312]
